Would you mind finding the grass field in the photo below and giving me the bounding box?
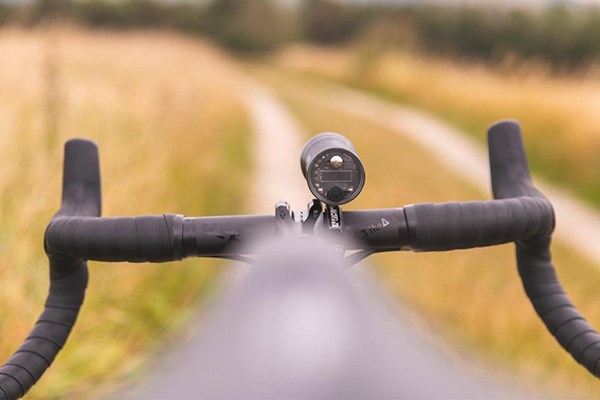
[274,45,600,208]
[3,25,600,398]
[0,27,251,399]
[253,67,600,397]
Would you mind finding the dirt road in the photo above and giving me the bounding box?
[293,82,600,268]
[244,83,308,214]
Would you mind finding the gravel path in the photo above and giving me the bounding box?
[244,83,308,214]
[298,82,600,268]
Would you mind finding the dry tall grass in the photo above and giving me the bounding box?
[275,45,600,205]
[255,68,600,397]
[0,27,251,399]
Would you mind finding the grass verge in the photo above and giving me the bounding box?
[0,27,251,399]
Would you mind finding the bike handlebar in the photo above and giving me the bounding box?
[403,196,552,251]
[41,122,553,263]
[1,120,599,399]
[487,122,600,377]
[44,196,553,262]
[0,139,99,400]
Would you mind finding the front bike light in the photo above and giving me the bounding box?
[300,132,366,206]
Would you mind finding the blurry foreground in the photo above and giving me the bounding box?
[122,237,525,399]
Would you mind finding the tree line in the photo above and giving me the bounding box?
[2,0,600,68]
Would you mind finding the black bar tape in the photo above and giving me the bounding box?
[517,237,600,377]
[404,196,553,252]
[45,215,184,262]
[1,139,99,399]
[488,121,600,378]
[0,257,87,399]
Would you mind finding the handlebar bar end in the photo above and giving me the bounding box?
[59,138,101,218]
[487,119,539,199]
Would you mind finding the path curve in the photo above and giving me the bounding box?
[244,83,307,213]
[297,82,600,268]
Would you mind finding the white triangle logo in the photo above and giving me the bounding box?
[381,218,390,227]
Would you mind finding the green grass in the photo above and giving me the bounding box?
[254,67,600,397]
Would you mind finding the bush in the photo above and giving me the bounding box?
[202,0,294,53]
[301,0,366,44]
[2,0,600,67]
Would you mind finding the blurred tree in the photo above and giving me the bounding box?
[452,8,496,58]
[72,0,169,29]
[72,0,127,27]
[27,0,74,24]
[359,3,600,70]
[580,8,600,65]
[2,0,600,69]
[497,9,534,58]
[0,3,8,25]
[203,0,293,53]
[301,0,364,44]
[166,2,206,34]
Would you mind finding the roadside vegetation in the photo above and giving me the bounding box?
[0,28,251,399]
[2,0,600,398]
[3,0,600,205]
[273,45,600,207]
[254,68,600,397]
[4,0,600,68]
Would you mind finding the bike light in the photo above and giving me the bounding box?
[300,133,366,206]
